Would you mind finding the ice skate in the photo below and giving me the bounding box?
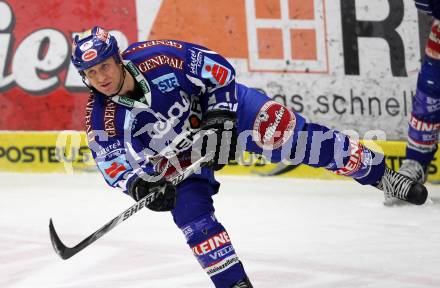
[398,159,427,184]
[377,166,428,206]
[383,160,427,206]
[231,276,253,288]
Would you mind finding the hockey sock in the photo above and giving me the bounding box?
[292,122,385,185]
[180,213,247,288]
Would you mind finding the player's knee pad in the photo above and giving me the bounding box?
[252,100,298,151]
[425,20,440,62]
[179,213,242,279]
[417,20,440,122]
[416,63,440,123]
[235,85,307,162]
[171,178,219,227]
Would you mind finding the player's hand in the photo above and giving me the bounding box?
[415,0,440,19]
[127,175,176,211]
[200,110,237,170]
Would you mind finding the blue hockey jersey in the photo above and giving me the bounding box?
[85,40,237,193]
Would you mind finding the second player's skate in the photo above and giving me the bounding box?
[398,159,427,184]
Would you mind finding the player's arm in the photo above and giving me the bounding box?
[183,45,238,169]
[88,133,176,211]
[415,0,440,19]
[184,45,237,112]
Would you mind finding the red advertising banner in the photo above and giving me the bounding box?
[0,0,251,130]
[0,1,138,130]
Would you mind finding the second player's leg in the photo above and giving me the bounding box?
[404,19,440,182]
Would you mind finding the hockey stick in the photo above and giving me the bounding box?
[251,162,300,177]
[49,151,214,260]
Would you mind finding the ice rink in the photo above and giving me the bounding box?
[1,173,440,288]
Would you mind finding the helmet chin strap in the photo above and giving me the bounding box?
[81,74,93,90]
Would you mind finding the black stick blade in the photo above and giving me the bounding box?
[251,163,300,177]
[49,214,125,260]
[49,218,73,260]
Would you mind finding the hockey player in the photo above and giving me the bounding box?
[385,0,440,205]
[71,26,428,287]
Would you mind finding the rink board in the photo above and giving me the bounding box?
[1,131,439,181]
[0,131,95,173]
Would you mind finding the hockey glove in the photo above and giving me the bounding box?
[415,0,440,19]
[127,175,176,212]
[200,110,237,170]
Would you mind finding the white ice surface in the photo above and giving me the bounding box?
[1,173,440,288]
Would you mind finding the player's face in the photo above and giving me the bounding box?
[83,57,123,96]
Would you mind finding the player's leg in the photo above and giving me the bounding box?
[235,84,427,204]
[402,19,440,183]
[235,83,383,183]
[171,177,252,288]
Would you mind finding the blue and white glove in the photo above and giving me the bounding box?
[415,0,440,19]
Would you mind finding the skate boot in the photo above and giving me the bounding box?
[231,275,253,288]
[377,167,428,206]
[383,160,428,206]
